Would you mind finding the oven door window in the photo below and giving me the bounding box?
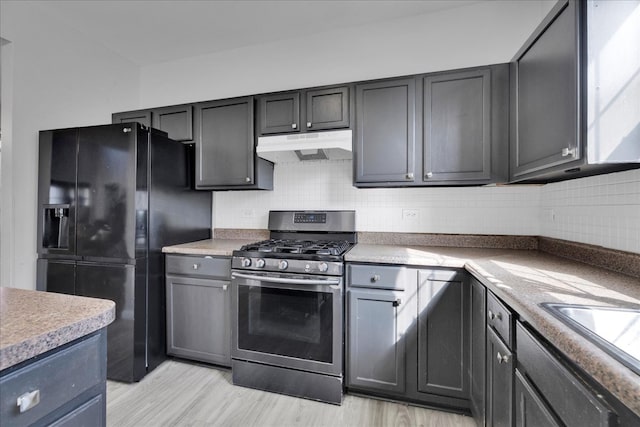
[237,284,333,363]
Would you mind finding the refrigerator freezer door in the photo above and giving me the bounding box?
[76,125,142,261]
[76,261,145,382]
[36,259,75,294]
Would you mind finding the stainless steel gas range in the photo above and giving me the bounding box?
[230,210,356,405]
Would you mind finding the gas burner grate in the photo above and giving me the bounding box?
[239,239,352,256]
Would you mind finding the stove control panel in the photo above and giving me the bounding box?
[231,257,343,276]
[294,212,326,224]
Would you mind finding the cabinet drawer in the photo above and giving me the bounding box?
[487,291,513,347]
[516,322,616,427]
[166,254,231,279]
[0,333,104,427]
[348,264,416,290]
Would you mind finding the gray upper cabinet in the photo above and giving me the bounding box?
[355,78,416,184]
[423,69,493,183]
[194,96,273,190]
[355,65,508,187]
[416,269,469,400]
[510,0,639,183]
[259,92,301,134]
[112,105,193,142]
[511,0,580,180]
[112,110,151,128]
[258,86,350,135]
[305,86,350,131]
[152,104,193,142]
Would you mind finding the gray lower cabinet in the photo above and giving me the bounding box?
[346,264,470,410]
[470,276,486,426]
[194,97,273,190]
[485,291,515,427]
[166,254,231,366]
[515,322,617,427]
[0,330,107,427]
[417,269,469,399]
[486,326,514,427]
[347,288,410,393]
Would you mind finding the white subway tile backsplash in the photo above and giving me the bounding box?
[214,161,639,253]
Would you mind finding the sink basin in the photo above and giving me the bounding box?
[541,303,640,375]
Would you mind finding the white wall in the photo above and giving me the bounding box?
[0,1,140,289]
[214,160,541,236]
[540,169,640,253]
[139,1,556,107]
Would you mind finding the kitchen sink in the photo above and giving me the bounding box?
[540,303,640,375]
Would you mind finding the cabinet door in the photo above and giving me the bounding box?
[487,327,514,427]
[423,69,491,183]
[305,86,350,131]
[152,105,193,142]
[166,275,230,366]
[195,97,254,187]
[347,288,407,394]
[511,0,580,179]
[470,277,487,426]
[515,370,562,427]
[259,92,300,135]
[417,270,469,399]
[112,110,151,127]
[355,78,416,183]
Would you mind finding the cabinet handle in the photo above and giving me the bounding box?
[193,263,200,270]
[371,274,381,282]
[307,122,312,128]
[562,147,576,157]
[488,310,495,320]
[17,390,40,413]
[123,127,132,133]
[291,123,297,129]
[425,172,433,178]
[222,284,228,291]
[245,177,251,183]
[405,173,414,180]
[496,312,503,320]
[392,299,402,307]
[497,352,510,364]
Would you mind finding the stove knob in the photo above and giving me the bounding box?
[318,262,329,273]
[278,260,288,270]
[256,259,266,268]
[241,258,252,268]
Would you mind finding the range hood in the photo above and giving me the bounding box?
[257,129,352,163]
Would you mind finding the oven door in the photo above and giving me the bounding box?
[231,271,343,376]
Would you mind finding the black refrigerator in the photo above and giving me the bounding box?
[36,123,212,382]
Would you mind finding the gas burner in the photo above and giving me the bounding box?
[239,239,352,257]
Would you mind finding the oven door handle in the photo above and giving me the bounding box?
[231,272,341,287]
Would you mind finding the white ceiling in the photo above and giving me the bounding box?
[37,0,483,66]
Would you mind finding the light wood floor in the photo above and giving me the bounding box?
[107,360,475,427]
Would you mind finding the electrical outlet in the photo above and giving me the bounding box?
[241,209,256,218]
[402,209,419,221]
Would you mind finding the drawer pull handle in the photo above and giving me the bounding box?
[497,352,510,364]
[17,390,40,413]
[488,310,495,320]
[496,312,503,320]
[193,264,200,270]
[392,299,402,307]
[223,284,228,291]
[371,274,381,282]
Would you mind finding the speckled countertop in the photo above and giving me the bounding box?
[0,287,115,372]
[162,238,256,256]
[347,244,640,416]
